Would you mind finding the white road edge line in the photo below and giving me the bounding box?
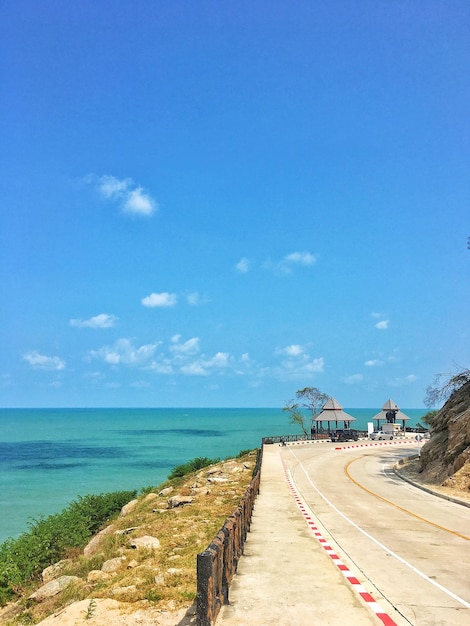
[288,447,470,610]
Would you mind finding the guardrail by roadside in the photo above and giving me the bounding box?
[196,448,263,626]
[262,430,427,446]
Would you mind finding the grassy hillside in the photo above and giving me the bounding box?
[0,450,257,625]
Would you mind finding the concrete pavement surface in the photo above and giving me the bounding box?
[217,443,383,626]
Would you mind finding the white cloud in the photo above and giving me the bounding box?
[235,257,250,273]
[149,360,174,374]
[87,334,236,380]
[388,374,417,387]
[87,174,157,216]
[343,373,364,384]
[375,320,389,330]
[123,187,155,216]
[274,342,324,379]
[276,355,324,380]
[180,352,230,376]
[371,312,389,330]
[70,313,117,329]
[171,336,200,355]
[275,343,324,374]
[365,359,384,367]
[304,357,324,373]
[284,251,316,266]
[142,291,208,308]
[186,291,209,306]
[89,338,160,365]
[142,292,178,308]
[208,352,230,367]
[83,333,326,386]
[277,344,305,357]
[265,250,317,274]
[180,361,209,376]
[95,174,131,199]
[187,292,199,306]
[298,357,323,375]
[23,351,66,371]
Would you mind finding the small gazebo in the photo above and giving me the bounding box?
[313,397,356,435]
[372,399,411,432]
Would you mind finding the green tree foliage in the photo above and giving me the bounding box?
[421,410,438,427]
[296,387,329,417]
[0,490,136,605]
[283,386,328,436]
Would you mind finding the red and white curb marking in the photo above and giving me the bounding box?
[287,439,416,449]
[280,453,398,626]
[334,440,415,451]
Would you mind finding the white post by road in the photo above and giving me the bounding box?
[416,434,422,457]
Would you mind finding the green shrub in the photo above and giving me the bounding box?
[168,456,220,480]
[139,485,156,495]
[145,589,163,602]
[236,449,253,458]
[85,599,98,620]
[0,489,136,605]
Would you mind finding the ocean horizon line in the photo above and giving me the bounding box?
[0,405,429,411]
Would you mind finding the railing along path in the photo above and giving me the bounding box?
[196,448,262,626]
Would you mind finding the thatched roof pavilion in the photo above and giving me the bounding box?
[372,398,411,431]
[313,397,356,433]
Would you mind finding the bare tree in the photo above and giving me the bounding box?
[424,367,470,407]
[282,400,309,436]
[283,386,328,435]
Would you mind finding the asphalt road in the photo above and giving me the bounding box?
[284,441,470,625]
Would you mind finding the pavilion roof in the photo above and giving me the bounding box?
[372,398,410,421]
[314,397,356,422]
[382,398,400,411]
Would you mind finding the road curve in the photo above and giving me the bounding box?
[284,441,470,626]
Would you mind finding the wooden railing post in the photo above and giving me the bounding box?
[196,447,262,625]
[196,550,213,626]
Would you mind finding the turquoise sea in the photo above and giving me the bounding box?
[0,407,427,543]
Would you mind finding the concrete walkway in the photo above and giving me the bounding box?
[217,444,381,626]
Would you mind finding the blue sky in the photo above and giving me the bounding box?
[1,1,469,409]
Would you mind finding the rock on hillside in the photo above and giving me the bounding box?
[420,380,470,491]
[0,452,257,626]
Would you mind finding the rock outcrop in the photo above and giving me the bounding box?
[41,560,71,583]
[420,380,470,490]
[29,576,82,602]
[128,535,161,550]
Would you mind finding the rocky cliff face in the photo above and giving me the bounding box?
[420,380,470,491]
